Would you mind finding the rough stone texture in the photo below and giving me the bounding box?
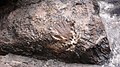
[0,0,111,64]
[0,54,101,67]
[98,0,120,67]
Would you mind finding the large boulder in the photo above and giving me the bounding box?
[0,0,111,64]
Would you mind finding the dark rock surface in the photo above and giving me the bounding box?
[0,0,111,64]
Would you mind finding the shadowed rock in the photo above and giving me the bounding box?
[0,0,111,64]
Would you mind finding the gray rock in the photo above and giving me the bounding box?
[0,54,101,67]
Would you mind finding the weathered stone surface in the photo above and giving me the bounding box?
[98,0,120,66]
[0,0,111,64]
[0,54,101,67]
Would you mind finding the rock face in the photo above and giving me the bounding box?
[0,54,101,67]
[0,0,111,64]
[98,0,120,66]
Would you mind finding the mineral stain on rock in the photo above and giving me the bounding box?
[0,0,111,65]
